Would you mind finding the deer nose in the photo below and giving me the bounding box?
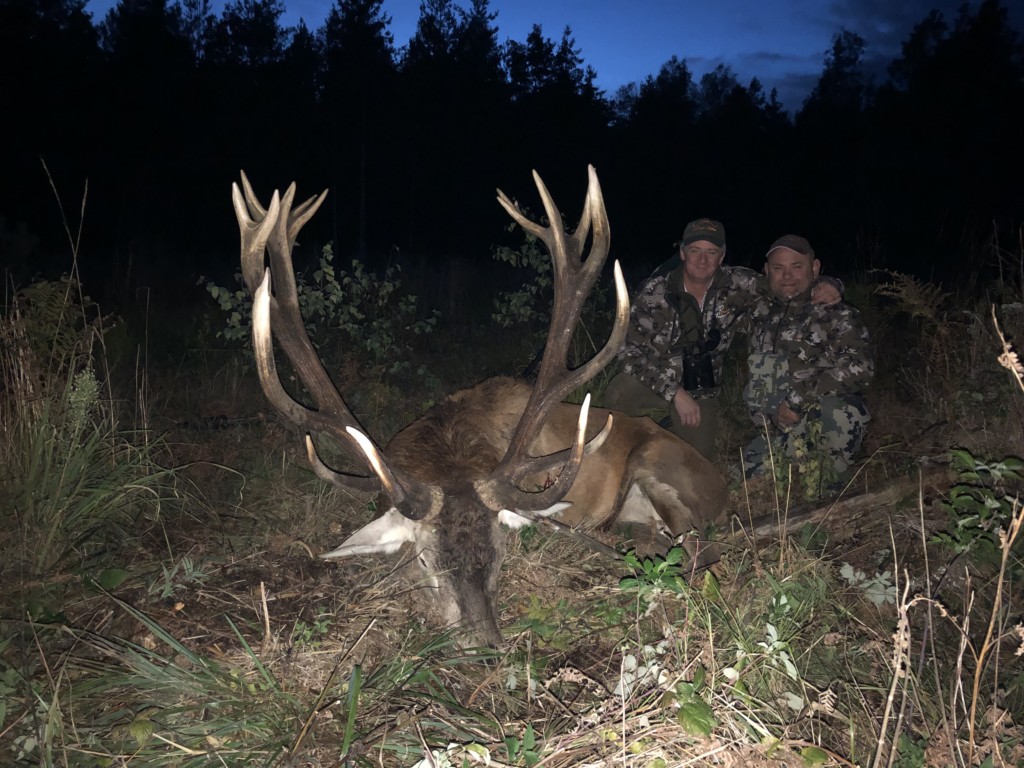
[456,618,504,651]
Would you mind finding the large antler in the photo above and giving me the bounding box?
[477,166,629,512]
[233,173,436,516]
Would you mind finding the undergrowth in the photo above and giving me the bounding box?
[2,233,1023,766]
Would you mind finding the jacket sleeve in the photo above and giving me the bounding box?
[714,266,763,339]
[785,304,874,412]
[618,277,682,401]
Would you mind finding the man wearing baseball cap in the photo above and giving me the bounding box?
[740,235,873,495]
[604,219,842,459]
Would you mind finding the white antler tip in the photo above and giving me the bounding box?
[253,269,271,312]
[346,427,395,496]
[576,393,591,442]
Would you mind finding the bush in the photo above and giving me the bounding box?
[202,244,439,376]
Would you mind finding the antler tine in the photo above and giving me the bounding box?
[535,168,616,384]
[251,268,312,427]
[507,409,614,483]
[239,170,267,220]
[263,182,302,302]
[248,178,329,408]
[483,166,630,512]
[290,190,327,231]
[514,393,591,506]
[249,269,372,491]
[234,181,280,294]
[238,174,436,508]
[276,181,329,252]
[237,177,376,492]
[501,168,626,453]
[343,428,439,519]
[234,173,325,298]
[249,270,358,456]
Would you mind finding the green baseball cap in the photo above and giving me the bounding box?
[766,234,815,260]
[682,218,725,248]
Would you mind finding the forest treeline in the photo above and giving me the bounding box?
[2,0,1022,310]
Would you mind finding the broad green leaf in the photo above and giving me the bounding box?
[95,568,130,590]
[676,699,716,737]
[129,716,155,747]
[692,664,706,690]
[800,746,829,766]
[702,571,721,601]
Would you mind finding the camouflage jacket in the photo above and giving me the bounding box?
[742,278,873,418]
[616,263,761,400]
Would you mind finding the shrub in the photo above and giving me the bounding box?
[202,244,439,375]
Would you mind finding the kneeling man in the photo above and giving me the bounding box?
[742,235,873,494]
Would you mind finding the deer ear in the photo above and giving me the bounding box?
[320,508,418,559]
[498,501,572,530]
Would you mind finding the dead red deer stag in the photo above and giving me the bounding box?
[232,166,728,648]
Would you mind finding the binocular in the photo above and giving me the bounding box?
[682,328,721,392]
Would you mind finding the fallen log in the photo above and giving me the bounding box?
[736,466,953,541]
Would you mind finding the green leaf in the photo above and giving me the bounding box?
[703,571,721,601]
[340,664,362,758]
[505,735,520,757]
[95,568,130,590]
[664,547,684,565]
[676,699,716,737]
[799,746,829,766]
[523,723,536,751]
[129,716,155,747]
[692,664,706,690]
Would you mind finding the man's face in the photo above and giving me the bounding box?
[765,247,820,299]
[680,239,726,283]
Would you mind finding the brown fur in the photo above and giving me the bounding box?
[386,376,728,537]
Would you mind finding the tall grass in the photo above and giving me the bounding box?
[4,365,173,577]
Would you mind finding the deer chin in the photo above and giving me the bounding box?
[408,533,506,650]
[455,612,504,650]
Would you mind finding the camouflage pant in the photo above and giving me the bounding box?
[742,394,870,484]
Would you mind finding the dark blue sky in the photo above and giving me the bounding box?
[84,0,1022,110]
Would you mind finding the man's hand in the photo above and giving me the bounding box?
[811,281,841,306]
[776,401,801,426]
[673,388,701,427]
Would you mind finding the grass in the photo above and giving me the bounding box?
[1,263,1023,766]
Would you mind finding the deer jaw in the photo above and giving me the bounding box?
[319,476,572,649]
[321,498,511,649]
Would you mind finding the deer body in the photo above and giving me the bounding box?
[384,376,726,532]
[232,168,727,649]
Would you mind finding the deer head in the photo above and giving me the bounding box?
[233,167,628,648]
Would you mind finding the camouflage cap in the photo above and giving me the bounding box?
[682,218,726,248]
[766,234,815,260]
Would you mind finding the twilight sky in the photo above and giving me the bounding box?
[85,0,1021,110]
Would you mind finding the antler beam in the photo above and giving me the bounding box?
[482,165,629,511]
